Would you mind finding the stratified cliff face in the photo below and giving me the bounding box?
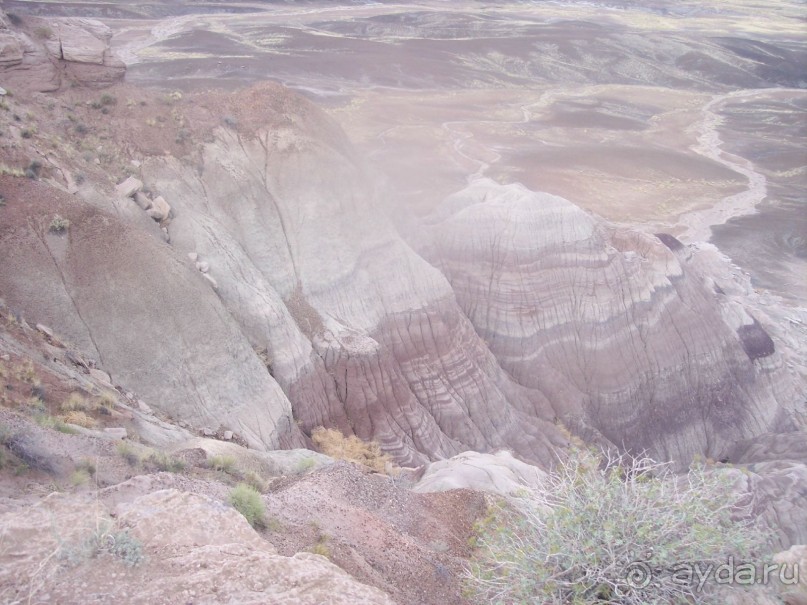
[0,74,800,468]
[140,84,565,466]
[137,83,799,467]
[418,180,797,464]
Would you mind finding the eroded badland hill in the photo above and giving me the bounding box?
[0,4,805,604]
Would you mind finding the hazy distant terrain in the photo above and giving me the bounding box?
[52,0,797,302]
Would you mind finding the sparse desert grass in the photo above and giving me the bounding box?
[464,448,773,605]
[70,468,91,486]
[229,483,265,528]
[311,427,392,474]
[48,215,70,233]
[143,450,185,473]
[60,410,97,429]
[33,26,53,39]
[208,454,237,474]
[307,534,331,558]
[96,391,117,409]
[242,469,268,493]
[61,392,96,412]
[294,456,316,474]
[116,441,140,466]
[35,414,78,434]
[0,164,24,177]
[15,360,38,384]
[61,519,145,568]
[75,458,96,476]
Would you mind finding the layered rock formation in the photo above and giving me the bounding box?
[2,76,801,471]
[0,176,303,450]
[0,11,124,93]
[137,84,566,466]
[418,179,798,466]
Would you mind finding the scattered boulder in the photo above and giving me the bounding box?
[147,195,171,221]
[35,323,53,338]
[88,367,113,386]
[202,273,218,289]
[0,11,124,92]
[115,176,143,198]
[133,191,152,210]
[0,33,22,66]
[50,20,109,65]
[196,260,209,273]
[102,427,127,440]
[413,450,546,496]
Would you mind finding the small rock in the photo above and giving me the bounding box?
[223,430,233,441]
[202,273,218,289]
[89,368,113,386]
[116,176,142,198]
[0,87,6,96]
[103,427,127,440]
[202,427,215,437]
[188,252,198,262]
[0,354,10,361]
[133,191,152,210]
[94,158,101,165]
[35,323,54,338]
[196,261,209,273]
[149,195,171,221]
[131,159,141,168]
[125,392,134,401]
[137,399,153,414]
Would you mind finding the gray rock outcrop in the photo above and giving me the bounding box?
[0,487,395,604]
[0,10,124,93]
[0,176,303,451]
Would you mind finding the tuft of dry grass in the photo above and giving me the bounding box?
[311,427,392,474]
[60,410,97,429]
[61,392,97,413]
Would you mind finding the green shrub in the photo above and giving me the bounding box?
[70,468,91,486]
[464,449,772,605]
[243,469,268,493]
[33,26,53,39]
[62,520,145,568]
[35,414,78,434]
[143,450,185,473]
[116,441,140,466]
[208,454,237,474]
[229,483,265,528]
[49,215,69,233]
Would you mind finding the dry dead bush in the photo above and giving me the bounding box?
[60,410,97,428]
[311,427,392,474]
